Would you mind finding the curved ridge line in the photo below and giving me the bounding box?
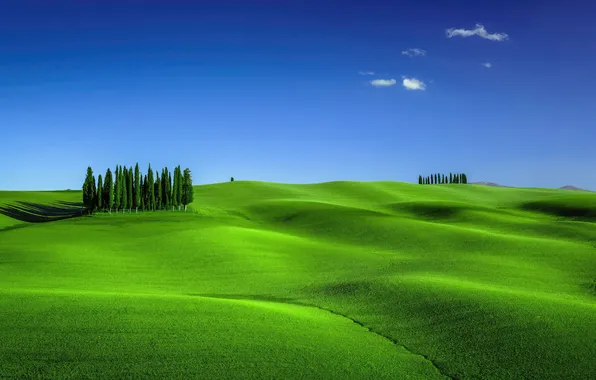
[195,294,457,380]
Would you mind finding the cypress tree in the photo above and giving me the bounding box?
[82,166,95,214]
[442,174,446,184]
[141,175,147,211]
[162,168,169,209]
[147,164,155,211]
[114,166,120,212]
[172,166,178,210]
[168,170,174,211]
[172,167,177,210]
[434,174,437,184]
[181,168,194,212]
[92,174,97,213]
[120,166,127,213]
[455,173,459,184]
[177,166,183,210]
[430,175,434,185]
[134,163,140,213]
[155,171,162,210]
[462,173,467,184]
[449,173,453,184]
[104,168,114,213]
[97,174,103,211]
[418,175,422,185]
[126,167,132,212]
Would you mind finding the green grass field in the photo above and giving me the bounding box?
[1,181,596,379]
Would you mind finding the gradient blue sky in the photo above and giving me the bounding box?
[1,0,595,190]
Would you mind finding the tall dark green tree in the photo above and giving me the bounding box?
[155,171,162,210]
[82,166,96,214]
[418,175,423,185]
[142,175,148,211]
[120,166,127,213]
[147,164,155,211]
[96,174,103,211]
[434,173,438,184]
[181,168,194,212]
[172,166,178,210]
[92,173,97,210]
[168,170,173,210]
[161,168,169,209]
[442,174,446,184]
[462,173,468,184]
[449,172,453,184]
[134,163,140,212]
[172,166,179,210]
[126,167,133,212]
[113,166,120,212]
[104,168,114,213]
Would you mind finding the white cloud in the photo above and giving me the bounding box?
[482,62,492,68]
[370,79,397,87]
[402,76,426,91]
[401,48,426,57]
[358,71,375,75]
[446,23,508,41]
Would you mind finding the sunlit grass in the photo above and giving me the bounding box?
[1,181,595,379]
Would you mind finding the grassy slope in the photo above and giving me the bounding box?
[1,181,596,379]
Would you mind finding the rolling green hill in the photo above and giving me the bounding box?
[1,181,595,379]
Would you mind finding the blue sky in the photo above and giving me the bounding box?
[1,0,595,190]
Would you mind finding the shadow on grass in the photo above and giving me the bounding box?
[0,201,86,223]
[519,201,596,222]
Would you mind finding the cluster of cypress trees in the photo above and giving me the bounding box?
[82,164,194,214]
[418,172,468,185]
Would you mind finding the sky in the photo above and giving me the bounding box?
[1,0,595,190]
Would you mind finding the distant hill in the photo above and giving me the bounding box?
[471,182,591,192]
[470,181,511,188]
[559,185,589,191]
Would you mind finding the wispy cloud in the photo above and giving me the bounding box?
[482,62,492,68]
[370,79,397,87]
[401,48,426,57]
[358,71,375,75]
[446,23,509,41]
[402,76,426,91]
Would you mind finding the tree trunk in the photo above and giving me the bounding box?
[184,205,187,212]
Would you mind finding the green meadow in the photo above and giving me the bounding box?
[1,181,596,379]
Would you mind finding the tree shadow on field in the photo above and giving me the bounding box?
[0,201,86,223]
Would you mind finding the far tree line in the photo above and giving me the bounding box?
[418,172,468,185]
[82,164,194,214]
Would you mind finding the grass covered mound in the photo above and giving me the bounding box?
[1,181,596,379]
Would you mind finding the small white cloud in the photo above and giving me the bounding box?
[358,71,375,75]
[401,48,426,57]
[370,79,397,87]
[446,23,508,41]
[482,62,492,68]
[402,76,426,91]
